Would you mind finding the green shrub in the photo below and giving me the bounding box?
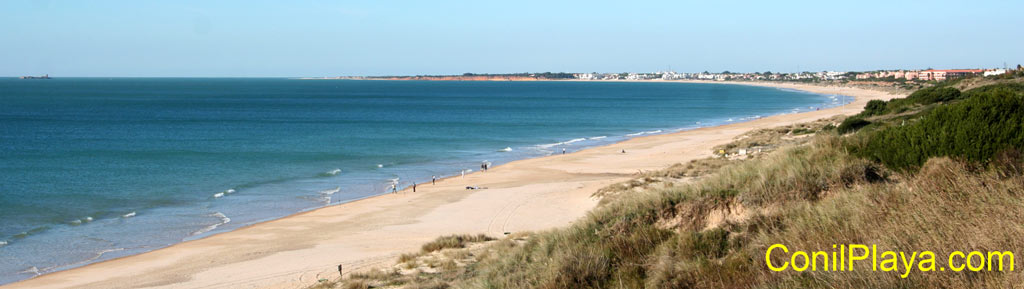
[836,116,870,134]
[883,86,963,114]
[909,86,961,103]
[961,82,1024,98]
[861,99,888,116]
[854,86,1024,171]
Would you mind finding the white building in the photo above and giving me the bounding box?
[984,69,1008,77]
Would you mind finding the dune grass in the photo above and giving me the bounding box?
[421,234,495,253]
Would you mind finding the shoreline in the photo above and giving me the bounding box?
[1,81,901,289]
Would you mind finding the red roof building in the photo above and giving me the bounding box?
[917,69,984,81]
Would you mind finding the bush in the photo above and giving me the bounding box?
[960,82,1024,98]
[861,99,888,116]
[854,86,1024,171]
[836,116,870,134]
[909,86,961,103]
[883,86,963,114]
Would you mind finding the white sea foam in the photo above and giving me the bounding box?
[18,266,40,276]
[319,186,340,195]
[377,164,384,168]
[88,248,125,263]
[627,130,662,137]
[122,211,136,218]
[213,192,225,198]
[190,212,231,236]
[499,147,513,152]
[588,136,607,140]
[70,219,82,225]
[538,137,589,149]
[38,247,127,273]
[84,216,93,222]
[563,138,587,145]
[0,240,7,247]
[326,169,342,175]
[225,189,236,194]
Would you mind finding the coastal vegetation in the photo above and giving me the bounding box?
[316,79,1024,288]
[852,83,1024,171]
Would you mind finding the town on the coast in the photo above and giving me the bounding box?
[322,65,1023,88]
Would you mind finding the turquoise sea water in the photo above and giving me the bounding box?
[0,78,847,284]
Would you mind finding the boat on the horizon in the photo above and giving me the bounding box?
[19,74,51,79]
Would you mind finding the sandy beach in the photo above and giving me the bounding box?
[2,81,901,289]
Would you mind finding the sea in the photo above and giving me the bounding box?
[0,78,848,284]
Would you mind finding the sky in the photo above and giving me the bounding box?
[2,0,1022,77]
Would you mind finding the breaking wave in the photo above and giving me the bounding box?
[319,186,340,195]
[538,138,588,149]
[319,169,342,177]
[626,130,662,137]
[190,212,231,236]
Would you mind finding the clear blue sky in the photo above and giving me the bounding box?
[2,0,1022,77]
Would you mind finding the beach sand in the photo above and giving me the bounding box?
[1,81,900,289]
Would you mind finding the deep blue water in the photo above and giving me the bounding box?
[0,78,846,284]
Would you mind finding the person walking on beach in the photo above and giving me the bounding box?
[412,182,416,192]
[391,183,397,194]
[432,175,436,185]
[562,148,566,155]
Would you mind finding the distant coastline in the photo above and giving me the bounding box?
[300,67,1018,90]
[298,73,573,81]
[18,74,50,79]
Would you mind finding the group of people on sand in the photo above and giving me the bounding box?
[386,149,630,195]
[390,176,439,194]
[391,162,494,194]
